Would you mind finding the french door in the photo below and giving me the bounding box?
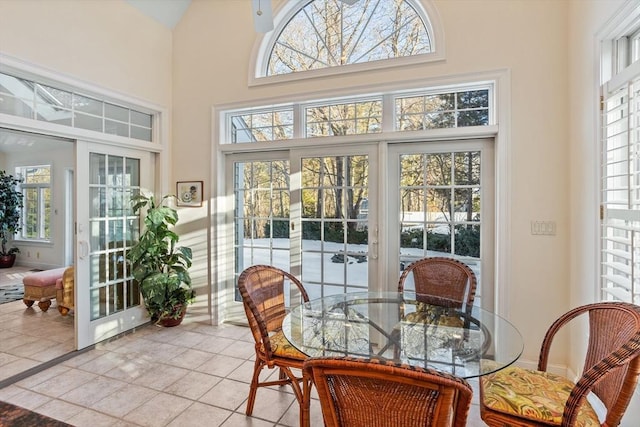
[223,138,494,320]
[75,141,153,349]
[387,139,494,310]
[291,145,379,300]
[225,145,378,320]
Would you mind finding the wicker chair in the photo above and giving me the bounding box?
[393,257,478,357]
[398,257,477,310]
[302,356,473,427]
[480,302,640,427]
[237,265,310,417]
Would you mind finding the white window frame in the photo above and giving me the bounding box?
[224,83,494,146]
[599,1,640,305]
[15,164,51,242]
[213,69,513,321]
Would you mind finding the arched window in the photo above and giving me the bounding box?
[253,0,442,83]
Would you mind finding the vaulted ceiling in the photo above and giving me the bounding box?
[125,0,192,29]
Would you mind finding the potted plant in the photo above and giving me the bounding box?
[0,170,23,268]
[127,193,195,326]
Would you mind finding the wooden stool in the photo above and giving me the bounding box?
[22,267,67,312]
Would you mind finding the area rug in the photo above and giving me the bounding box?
[0,269,43,304]
[0,283,24,304]
[0,401,72,426]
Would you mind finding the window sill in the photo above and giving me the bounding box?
[13,239,53,247]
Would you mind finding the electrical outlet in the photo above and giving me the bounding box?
[531,221,556,236]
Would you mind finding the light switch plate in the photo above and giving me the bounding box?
[531,221,556,236]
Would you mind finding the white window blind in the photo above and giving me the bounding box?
[601,75,640,304]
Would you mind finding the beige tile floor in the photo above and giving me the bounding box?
[0,267,75,384]
[0,269,485,426]
[0,303,74,382]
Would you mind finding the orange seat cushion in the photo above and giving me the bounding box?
[482,366,600,426]
[265,330,307,360]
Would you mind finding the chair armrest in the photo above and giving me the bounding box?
[538,305,593,371]
[563,335,640,426]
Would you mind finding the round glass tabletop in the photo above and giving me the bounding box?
[283,291,523,378]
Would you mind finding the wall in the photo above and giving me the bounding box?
[0,0,173,108]
[172,0,570,360]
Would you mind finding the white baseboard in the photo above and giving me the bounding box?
[15,262,64,271]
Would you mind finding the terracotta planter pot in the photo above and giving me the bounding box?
[156,305,187,327]
[0,254,16,269]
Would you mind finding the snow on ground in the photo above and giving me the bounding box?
[240,238,468,300]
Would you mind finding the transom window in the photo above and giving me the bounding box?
[397,90,490,131]
[16,165,51,241]
[227,86,491,143]
[0,72,153,142]
[259,0,436,81]
[268,0,431,76]
[306,99,382,137]
[231,109,294,143]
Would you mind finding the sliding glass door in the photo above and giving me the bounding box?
[75,141,153,349]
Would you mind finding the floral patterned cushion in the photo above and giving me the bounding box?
[264,330,307,360]
[403,303,464,328]
[482,366,600,426]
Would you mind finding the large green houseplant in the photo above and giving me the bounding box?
[127,193,194,326]
[0,170,23,268]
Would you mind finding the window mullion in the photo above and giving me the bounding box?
[294,103,304,139]
[381,94,394,133]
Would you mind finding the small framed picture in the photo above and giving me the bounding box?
[176,181,203,207]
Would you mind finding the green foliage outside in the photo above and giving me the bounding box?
[400,225,480,258]
[265,219,478,257]
[454,225,480,258]
[301,221,368,245]
[270,220,290,238]
[265,220,368,245]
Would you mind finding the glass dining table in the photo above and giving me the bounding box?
[282,291,523,378]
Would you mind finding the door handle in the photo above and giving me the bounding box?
[78,240,90,259]
[370,226,379,260]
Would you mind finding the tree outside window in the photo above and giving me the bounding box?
[268,0,431,76]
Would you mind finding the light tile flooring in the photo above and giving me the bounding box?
[0,268,486,426]
[0,266,75,384]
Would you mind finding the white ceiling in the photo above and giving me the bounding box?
[0,129,73,153]
[125,0,192,29]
